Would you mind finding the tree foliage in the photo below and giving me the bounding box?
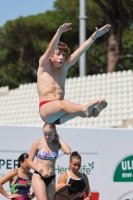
[0,0,132,88]
[92,0,133,72]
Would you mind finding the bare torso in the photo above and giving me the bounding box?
[36,158,56,176]
[35,139,58,176]
[37,60,67,102]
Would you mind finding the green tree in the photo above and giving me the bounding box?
[0,0,132,89]
[93,0,133,72]
[54,0,133,72]
[53,0,109,75]
[0,14,56,88]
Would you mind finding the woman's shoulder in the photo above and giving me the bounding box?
[58,171,68,183]
[33,139,42,146]
[11,168,18,175]
[5,168,18,178]
[0,169,18,185]
[61,171,68,177]
[30,139,42,152]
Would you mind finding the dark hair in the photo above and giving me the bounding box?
[70,151,81,162]
[68,180,85,194]
[57,41,69,54]
[18,153,29,168]
[46,41,69,54]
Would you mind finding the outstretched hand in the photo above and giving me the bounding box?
[93,24,111,39]
[58,23,72,33]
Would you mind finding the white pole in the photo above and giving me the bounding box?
[79,0,87,76]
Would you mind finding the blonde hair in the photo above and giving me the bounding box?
[43,123,56,133]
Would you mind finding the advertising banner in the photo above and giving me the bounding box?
[0,125,133,200]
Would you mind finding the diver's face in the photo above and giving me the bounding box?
[50,49,66,68]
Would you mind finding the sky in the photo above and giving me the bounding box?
[0,0,55,27]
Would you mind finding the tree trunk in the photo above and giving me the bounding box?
[107,32,122,72]
[93,0,129,72]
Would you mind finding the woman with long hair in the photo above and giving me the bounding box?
[0,153,34,200]
[27,123,71,200]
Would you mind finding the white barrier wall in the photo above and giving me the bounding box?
[0,125,133,200]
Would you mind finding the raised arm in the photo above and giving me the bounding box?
[55,133,71,154]
[39,23,72,66]
[65,24,111,70]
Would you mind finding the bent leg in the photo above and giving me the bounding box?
[39,99,99,123]
[60,113,79,124]
[93,99,108,117]
[32,173,48,200]
[47,177,55,200]
[59,100,99,124]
